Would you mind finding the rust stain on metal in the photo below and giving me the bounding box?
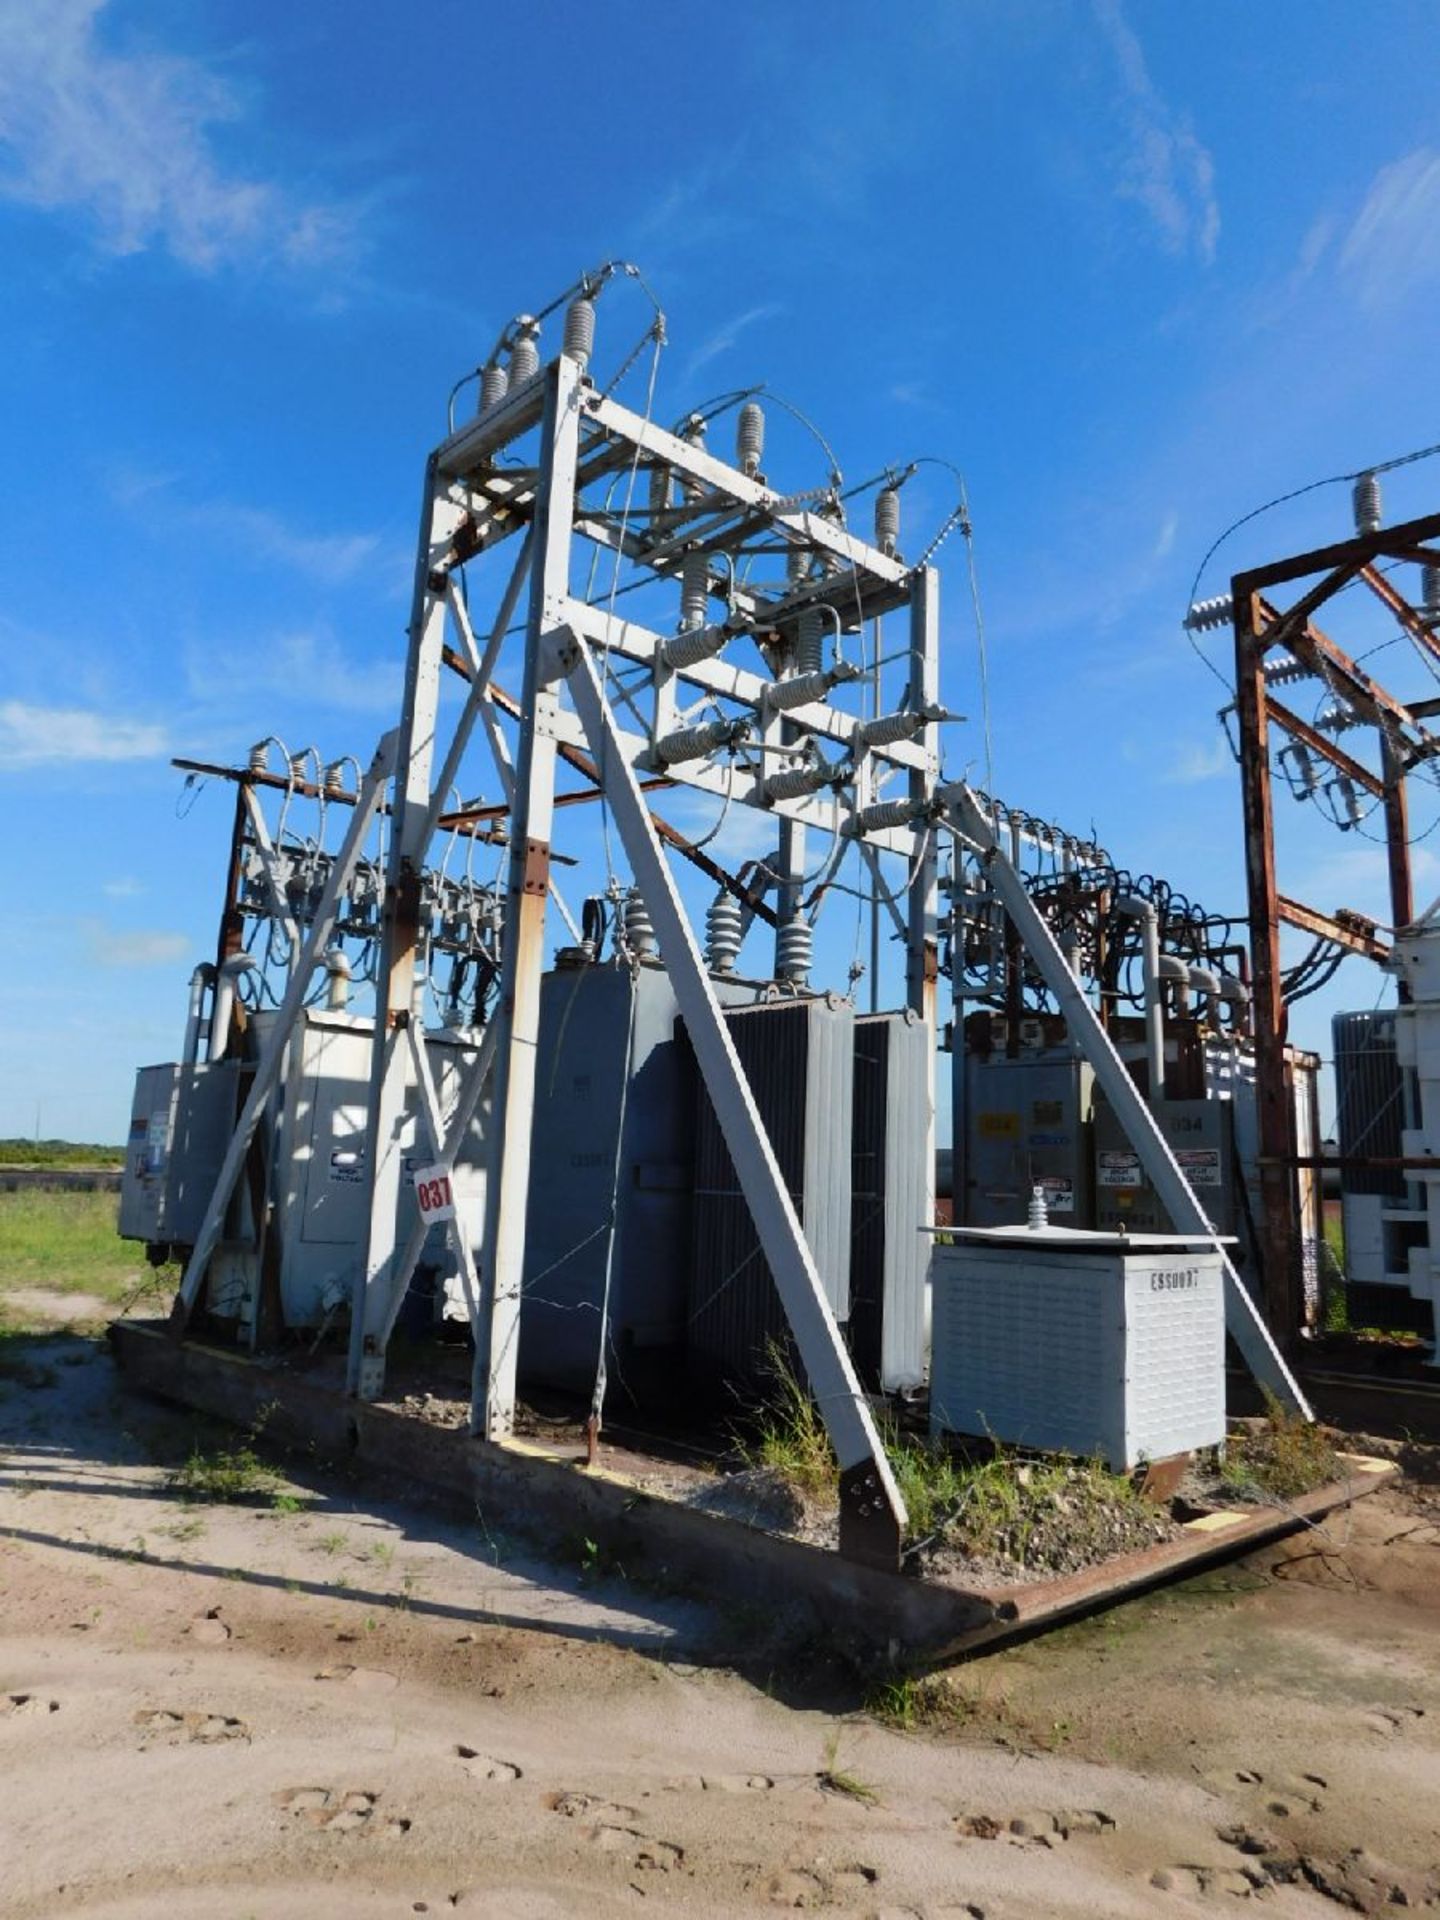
[521,838,550,897]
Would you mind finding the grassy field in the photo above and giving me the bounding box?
[0,1138,124,1168]
[0,1190,154,1323]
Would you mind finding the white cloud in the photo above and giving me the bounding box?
[1339,148,1440,307]
[104,466,383,585]
[1093,0,1219,265]
[684,304,783,381]
[1164,735,1233,784]
[102,877,144,898]
[84,925,191,968]
[0,0,366,274]
[0,699,166,767]
[188,627,401,717]
[664,788,780,868]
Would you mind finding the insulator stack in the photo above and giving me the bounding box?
[247,741,269,774]
[765,760,843,801]
[736,401,765,477]
[875,486,900,557]
[1027,1186,1049,1231]
[479,362,509,412]
[765,669,833,712]
[648,462,671,517]
[661,622,730,669]
[1316,702,1364,735]
[705,891,743,973]
[1353,470,1382,535]
[289,752,309,782]
[1262,656,1312,686]
[797,606,825,674]
[775,914,813,987]
[855,709,929,748]
[562,296,595,369]
[623,887,657,959]
[1184,594,1234,633]
[1282,742,1320,796]
[679,550,710,630]
[847,796,930,836]
[1424,563,1440,618]
[787,543,810,590]
[654,718,749,765]
[508,317,540,386]
[680,416,707,502]
[322,761,349,797]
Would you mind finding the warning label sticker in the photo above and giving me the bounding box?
[1176,1147,1222,1188]
[1036,1174,1075,1213]
[1098,1150,1144,1189]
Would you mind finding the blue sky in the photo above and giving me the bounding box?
[2,1,1439,1142]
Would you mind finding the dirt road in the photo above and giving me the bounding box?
[2,1323,1438,1917]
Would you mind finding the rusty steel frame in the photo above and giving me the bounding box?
[1231,509,1440,1342]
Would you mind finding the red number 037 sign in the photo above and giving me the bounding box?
[413,1166,456,1224]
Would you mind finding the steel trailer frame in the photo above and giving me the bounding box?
[339,342,944,1567]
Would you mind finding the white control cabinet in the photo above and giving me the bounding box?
[930,1226,1225,1470]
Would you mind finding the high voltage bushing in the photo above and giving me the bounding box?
[562,295,596,369]
[762,661,861,712]
[736,401,765,477]
[797,606,825,674]
[1353,470,1382,535]
[648,460,671,516]
[653,717,751,765]
[775,914,813,985]
[478,361,509,412]
[508,315,540,386]
[764,758,847,801]
[704,890,743,973]
[624,887,657,959]
[1316,702,1365,735]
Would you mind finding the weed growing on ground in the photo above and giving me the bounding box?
[817,1726,877,1803]
[270,1491,306,1515]
[170,1444,279,1505]
[316,1531,350,1556]
[1221,1393,1342,1501]
[739,1344,838,1500]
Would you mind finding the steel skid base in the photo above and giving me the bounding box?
[112,1320,1395,1663]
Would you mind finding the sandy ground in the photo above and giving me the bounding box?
[2,1310,1439,1918]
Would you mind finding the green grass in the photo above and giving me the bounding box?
[739,1343,839,1501]
[169,1444,281,1505]
[741,1345,1145,1570]
[0,1190,155,1306]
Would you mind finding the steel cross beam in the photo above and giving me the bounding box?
[171,731,397,1329]
[944,785,1312,1419]
[559,621,909,1568]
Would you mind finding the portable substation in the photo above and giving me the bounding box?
[119,263,1438,1575]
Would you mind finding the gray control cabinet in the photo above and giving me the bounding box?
[959,1051,1095,1229]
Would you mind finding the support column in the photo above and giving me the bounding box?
[907,567,940,1237]
[1234,590,1298,1346]
[349,461,457,1396]
[475,354,583,1439]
